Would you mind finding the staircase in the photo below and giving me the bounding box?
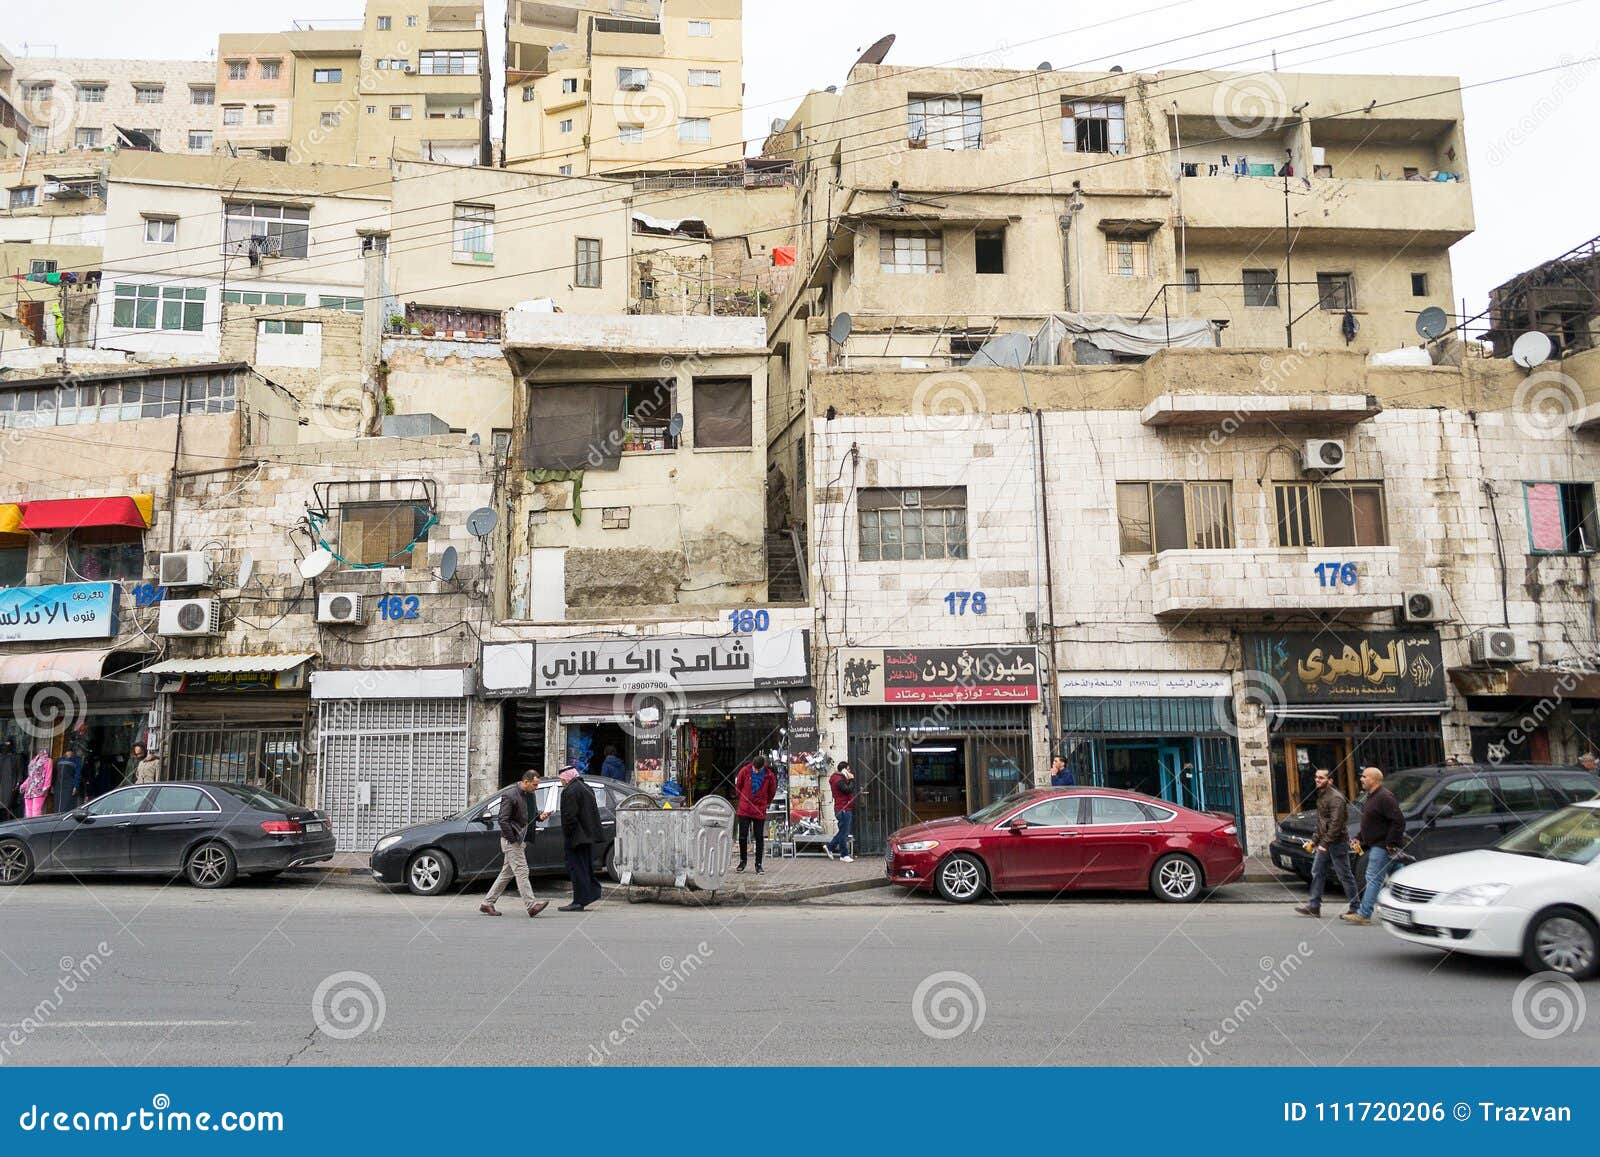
[765,526,808,604]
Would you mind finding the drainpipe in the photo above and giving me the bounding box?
[1034,408,1060,759]
[1058,185,1086,312]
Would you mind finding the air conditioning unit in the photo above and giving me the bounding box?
[1471,628,1531,665]
[1398,590,1447,624]
[1301,438,1346,472]
[158,550,212,589]
[316,592,367,626]
[158,597,221,637]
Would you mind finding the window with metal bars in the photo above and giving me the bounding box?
[1116,481,1233,553]
[1106,236,1150,277]
[858,487,968,561]
[1272,482,1387,547]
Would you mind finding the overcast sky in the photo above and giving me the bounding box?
[7,0,1597,315]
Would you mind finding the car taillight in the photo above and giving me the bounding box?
[260,820,302,835]
[1220,824,1237,836]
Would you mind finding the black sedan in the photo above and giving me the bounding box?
[0,781,334,889]
[370,775,635,896]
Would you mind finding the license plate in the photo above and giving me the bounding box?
[1271,852,1287,868]
[1378,904,1413,927]
[304,822,325,833]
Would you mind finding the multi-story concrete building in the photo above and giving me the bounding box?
[504,0,743,175]
[3,50,217,155]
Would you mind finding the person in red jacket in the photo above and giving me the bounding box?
[825,760,857,863]
[733,754,778,874]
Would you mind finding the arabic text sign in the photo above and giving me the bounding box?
[1243,630,1446,704]
[839,646,1040,705]
[1058,671,1233,698]
[0,582,118,643]
[532,632,809,695]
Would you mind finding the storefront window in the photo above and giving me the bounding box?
[0,543,25,586]
[67,528,145,582]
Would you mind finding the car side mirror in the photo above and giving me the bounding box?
[70,808,89,823]
[1425,804,1454,824]
[475,815,496,827]
[1008,818,1031,834]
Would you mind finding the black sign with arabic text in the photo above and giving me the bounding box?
[1243,630,1446,704]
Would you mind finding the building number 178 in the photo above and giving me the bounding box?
[944,591,988,614]
[1312,562,1359,588]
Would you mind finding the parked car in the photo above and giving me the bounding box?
[885,787,1245,904]
[1268,763,1600,887]
[370,775,634,896]
[0,781,334,889]
[1376,799,1600,979]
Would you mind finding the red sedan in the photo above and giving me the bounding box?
[885,787,1245,903]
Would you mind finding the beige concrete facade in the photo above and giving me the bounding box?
[4,51,217,156]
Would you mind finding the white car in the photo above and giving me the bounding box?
[1376,800,1600,979]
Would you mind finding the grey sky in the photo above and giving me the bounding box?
[6,0,1596,318]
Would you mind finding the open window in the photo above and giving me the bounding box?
[525,381,678,470]
[1116,481,1234,553]
[67,528,145,582]
[1526,482,1600,554]
[975,230,1005,274]
[1062,99,1126,154]
[1273,482,1387,547]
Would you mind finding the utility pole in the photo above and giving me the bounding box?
[1283,173,1294,349]
[360,247,385,436]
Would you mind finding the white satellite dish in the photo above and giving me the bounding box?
[438,545,458,582]
[297,548,334,581]
[1512,331,1553,370]
[237,551,255,587]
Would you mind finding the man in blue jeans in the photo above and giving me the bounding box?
[824,761,856,863]
[1343,766,1407,925]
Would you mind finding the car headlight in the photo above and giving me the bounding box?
[1438,882,1512,907]
[896,839,939,853]
[374,835,403,854]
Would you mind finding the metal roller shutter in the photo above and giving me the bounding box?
[317,698,470,852]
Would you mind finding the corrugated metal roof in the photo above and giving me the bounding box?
[144,652,316,676]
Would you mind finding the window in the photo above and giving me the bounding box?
[320,112,341,128]
[313,68,343,84]
[259,60,282,80]
[453,203,494,263]
[143,216,177,244]
[28,125,48,149]
[113,285,205,331]
[150,785,218,813]
[522,85,536,102]
[134,85,164,104]
[29,259,56,275]
[1184,268,1200,293]
[255,106,275,126]
[1088,796,1150,825]
[76,84,107,103]
[1015,797,1083,827]
[908,95,982,150]
[1062,99,1126,154]
[617,67,650,90]
[20,82,53,101]
[1411,272,1429,297]
[687,19,712,35]
[68,527,145,582]
[559,118,574,133]
[223,105,244,126]
[1492,775,1552,814]
[975,231,1005,274]
[574,237,602,287]
[418,50,479,76]
[0,543,25,587]
[858,487,968,562]
[1437,776,1498,818]
[367,105,377,114]
[562,77,579,94]
[360,232,389,254]
[189,130,212,152]
[226,60,248,81]
[879,230,943,274]
[85,786,154,816]
[406,14,418,25]
[618,123,645,143]
[1116,481,1234,553]
[9,187,37,209]
[191,86,215,105]
[492,429,513,461]
[339,502,432,568]
[692,379,752,449]
[1272,482,1387,548]
[1107,236,1150,277]
[224,202,310,259]
[687,69,722,87]
[1316,271,1355,311]
[377,14,392,29]
[558,164,573,175]
[677,117,711,143]
[320,295,365,312]
[1525,482,1600,554]
[1546,772,1600,803]
[1243,268,1279,307]
[75,128,102,148]
[390,105,413,120]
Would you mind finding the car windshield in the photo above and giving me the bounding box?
[1496,805,1600,864]
[1379,772,1435,810]
[213,784,301,812]
[967,795,1031,823]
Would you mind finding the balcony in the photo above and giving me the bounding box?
[1141,392,1380,428]
[428,4,484,31]
[592,16,665,57]
[1149,547,1403,619]
[1177,173,1473,245]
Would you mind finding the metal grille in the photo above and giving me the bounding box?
[317,699,470,852]
[1276,713,1444,774]
[1060,696,1230,735]
[166,726,308,802]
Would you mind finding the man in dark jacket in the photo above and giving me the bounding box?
[1049,756,1075,787]
[733,755,778,874]
[558,767,603,911]
[1343,766,1407,925]
[0,738,20,820]
[480,771,550,918]
[1294,768,1360,918]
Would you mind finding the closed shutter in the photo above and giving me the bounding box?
[318,698,470,852]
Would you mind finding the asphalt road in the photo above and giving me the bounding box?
[0,873,1591,1066]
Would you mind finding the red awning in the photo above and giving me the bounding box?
[19,496,150,531]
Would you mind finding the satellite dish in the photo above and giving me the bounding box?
[667,413,685,439]
[1512,331,1553,369]
[967,333,1032,369]
[297,548,334,581]
[438,545,458,582]
[466,507,499,538]
[1037,61,1053,71]
[237,551,255,588]
[1415,306,1449,340]
[828,312,853,347]
[770,117,788,135]
[852,34,895,70]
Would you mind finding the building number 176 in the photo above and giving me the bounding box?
[1312,562,1359,588]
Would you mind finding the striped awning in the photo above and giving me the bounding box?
[144,652,317,676]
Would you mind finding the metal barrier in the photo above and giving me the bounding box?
[615,794,734,891]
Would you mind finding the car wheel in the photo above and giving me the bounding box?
[1151,853,1203,903]
[0,840,34,886]
[185,842,237,889]
[602,843,620,883]
[933,852,987,903]
[1523,907,1600,980]
[406,848,455,896]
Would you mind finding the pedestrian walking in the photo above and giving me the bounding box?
[127,743,161,785]
[1580,752,1598,774]
[733,754,777,873]
[479,771,550,918]
[1294,768,1360,918]
[599,745,627,781]
[1049,756,1075,787]
[0,738,20,820]
[1342,767,1407,925]
[558,767,603,911]
[21,748,53,819]
[53,747,81,814]
[824,760,857,862]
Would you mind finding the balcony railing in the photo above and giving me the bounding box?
[1148,546,1403,618]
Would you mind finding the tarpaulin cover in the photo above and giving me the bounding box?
[19,494,153,531]
[692,379,753,448]
[1031,312,1219,362]
[771,245,797,267]
[525,385,626,472]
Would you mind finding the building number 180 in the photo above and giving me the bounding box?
[1312,562,1359,588]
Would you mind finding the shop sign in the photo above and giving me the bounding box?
[1243,630,1446,705]
[1059,671,1232,698]
[787,696,819,751]
[485,631,810,697]
[838,646,1040,705]
[0,582,117,643]
[171,668,306,693]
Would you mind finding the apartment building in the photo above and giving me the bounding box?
[0,48,32,158]
[4,50,218,155]
[0,150,106,349]
[504,0,744,175]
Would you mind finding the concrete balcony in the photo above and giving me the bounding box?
[503,311,765,366]
[1150,547,1404,619]
[1141,392,1380,428]
[593,20,665,58]
[1178,174,1473,245]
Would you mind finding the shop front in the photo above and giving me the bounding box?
[1450,665,1600,765]
[145,653,316,802]
[1243,629,1448,817]
[1058,671,1243,831]
[838,645,1041,854]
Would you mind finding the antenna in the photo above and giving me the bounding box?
[667,413,685,440]
[852,34,895,70]
[237,551,255,588]
[437,545,458,582]
[297,548,334,581]
[1415,306,1449,340]
[465,507,500,539]
[1511,331,1553,369]
[828,312,853,348]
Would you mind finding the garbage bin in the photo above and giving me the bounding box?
[615,794,735,891]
